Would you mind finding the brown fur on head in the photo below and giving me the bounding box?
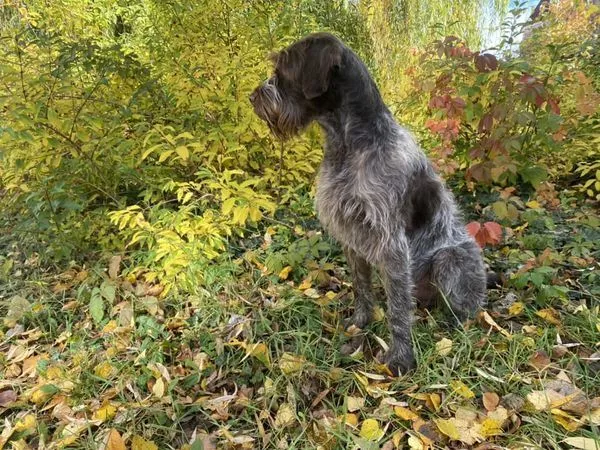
[249,33,344,139]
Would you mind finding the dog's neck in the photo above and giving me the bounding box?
[316,57,395,162]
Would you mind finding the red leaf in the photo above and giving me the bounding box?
[466,222,482,247]
[478,113,494,134]
[466,221,503,248]
[483,221,503,245]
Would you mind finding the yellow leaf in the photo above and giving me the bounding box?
[278,266,292,280]
[175,146,189,161]
[395,406,419,421]
[435,337,453,356]
[54,418,92,447]
[132,435,159,450]
[274,402,296,428]
[409,392,441,411]
[298,278,312,290]
[245,342,271,367]
[508,301,524,316]
[30,388,52,405]
[435,418,460,440]
[563,437,600,450]
[552,409,583,432]
[278,353,306,375]
[407,434,424,449]
[102,320,118,333]
[94,361,115,379]
[106,428,127,450]
[93,403,117,422]
[152,378,165,398]
[536,308,561,326]
[481,310,511,337]
[14,414,36,432]
[526,200,541,209]
[347,396,365,412]
[359,418,384,441]
[586,408,600,425]
[480,417,503,437]
[338,413,358,427]
[450,380,475,399]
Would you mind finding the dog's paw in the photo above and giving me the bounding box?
[377,346,416,377]
[343,310,371,330]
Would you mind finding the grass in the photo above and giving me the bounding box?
[0,197,599,449]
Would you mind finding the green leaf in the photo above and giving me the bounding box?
[520,166,547,188]
[100,281,116,303]
[175,146,189,161]
[90,288,104,324]
[47,108,61,130]
[222,197,236,215]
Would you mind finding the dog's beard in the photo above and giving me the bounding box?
[252,84,304,140]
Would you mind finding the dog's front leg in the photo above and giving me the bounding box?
[380,240,416,375]
[344,246,374,329]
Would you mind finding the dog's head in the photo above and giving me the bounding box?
[250,33,344,139]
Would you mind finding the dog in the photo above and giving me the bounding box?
[250,32,487,375]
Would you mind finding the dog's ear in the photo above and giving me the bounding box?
[301,40,342,100]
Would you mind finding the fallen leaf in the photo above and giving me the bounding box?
[152,378,165,398]
[563,437,600,450]
[529,350,551,370]
[435,418,460,440]
[527,389,566,411]
[508,302,524,316]
[536,308,561,326]
[278,266,292,280]
[95,361,115,379]
[552,408,584,432]
[339,413,359,427]
[359,418,384,441]
[55,418,92,447]
[298,278,312,290]
[0,390,17,407]
[274,402,295,428]
[14,414,36,432]
[108,255,122,279]
[244,342,271,367]
[278,353,306,375]
[132,435,159,450]
[106,428,126,450]
[347,396,365,413]
[450,380,475,399]
[480,311,511,337]
[93,402,117,422]
[407,434,425,449]
[435,338,453,356]
[395,406,420,421]
[483,392,500,411]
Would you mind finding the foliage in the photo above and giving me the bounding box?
[1,1,600,449]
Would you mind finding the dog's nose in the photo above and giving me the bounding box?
[249,91,257,103]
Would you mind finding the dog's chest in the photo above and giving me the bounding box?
[315,161,388,245]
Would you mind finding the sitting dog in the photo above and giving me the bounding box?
[250,33,486,375]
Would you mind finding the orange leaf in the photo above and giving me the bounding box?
[106,429,126,450]
[482,392,500,411]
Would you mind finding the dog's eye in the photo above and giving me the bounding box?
[267,75,278,87]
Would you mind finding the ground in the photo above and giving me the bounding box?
[0,193,599,450]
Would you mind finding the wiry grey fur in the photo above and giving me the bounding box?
[250,33,487,375]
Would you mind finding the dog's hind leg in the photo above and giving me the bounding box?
[344,247,375,329]
[430,242,486,322]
